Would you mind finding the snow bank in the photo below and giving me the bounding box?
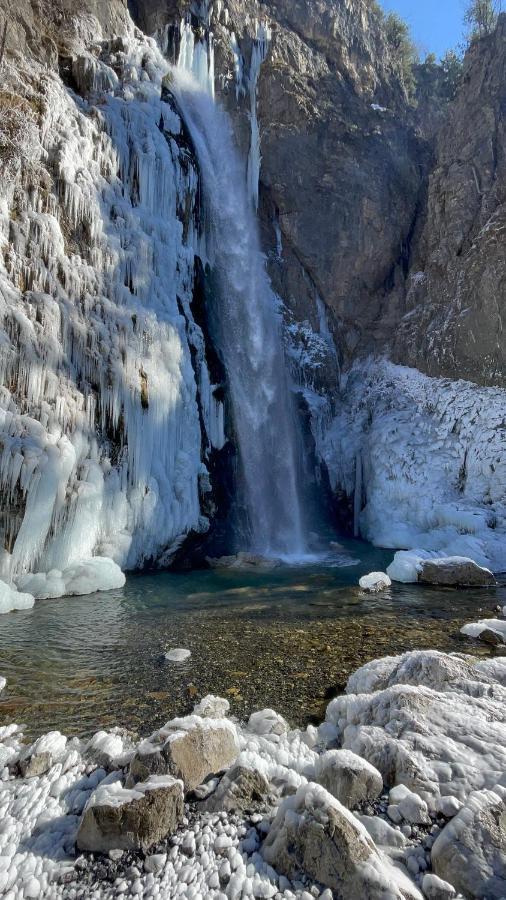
[17,557,125,599]
[0,579,34,615]
[311,359,506,572]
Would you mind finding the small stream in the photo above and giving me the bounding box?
[0,540,503,741]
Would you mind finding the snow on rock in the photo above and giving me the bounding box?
[247,709,289,739]
[262,782,423,899]
[193,694,230,718]
[421,873,456,899]
[359,571,391,592]
[128,715,240,791]
[0,675,5,692]
[77,774,184,852]
[314,748,383,809]
[316,359,506,572]
[0,578,35,614]
[461,619,506,643]
[387,552,496,586]
[431,785,506,899]
[0,31,214,582]
[326,650,506,807]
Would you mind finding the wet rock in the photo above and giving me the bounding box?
[418,558,495,588]
[128,717,239,792]
[206,553,282,570]
[431,785,506,899]
[479,628,505,647]
[262,782,422,899]
[314,749,383,809]
[77,775,184,853]
[199,764,270,813]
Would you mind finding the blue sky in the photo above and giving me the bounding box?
[381,0,465,58]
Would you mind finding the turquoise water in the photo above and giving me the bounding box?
[0,540,502,740]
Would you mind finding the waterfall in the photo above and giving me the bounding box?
[172,40,306,557]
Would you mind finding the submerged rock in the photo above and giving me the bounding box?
[431,785,506,899]
[77,775,184,853]
[262,782,422,899]
[128,717,239,792]
[314,749,383,809]
[205,553,282,570]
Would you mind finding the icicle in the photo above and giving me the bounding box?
[353,451,363,539]
[246,20,271,210]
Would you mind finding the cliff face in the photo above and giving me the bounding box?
[0,0,505,576]
[392,18,506,388]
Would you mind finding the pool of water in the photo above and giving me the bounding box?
[0,540,503,740]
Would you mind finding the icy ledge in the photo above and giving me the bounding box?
[0,557,125,613]
[0,649,504,898]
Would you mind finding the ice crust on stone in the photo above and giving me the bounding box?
[0,650,504,898]
[461,619,506,641]
[165,648,192,663]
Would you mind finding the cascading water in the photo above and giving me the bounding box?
[172,24,306,557]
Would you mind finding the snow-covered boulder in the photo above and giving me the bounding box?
[326,651,506,806]
[359,572,391,593]
[128,716,239,792]
[431,785,506,899]
[388,784,430,825]
[19,731,67,778]
[387,552,495,586]
[199,763,270,813]
[314,749,383,809]
[0,579,34,615]
[421,873,456,899]
[461,619,506,645]
[84,729,136,771]
[356,814,407,849]
[247,709,289,739]
[262,783,422,899]
[77,775,184,853]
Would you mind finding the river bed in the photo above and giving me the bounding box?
[0,540,503,740]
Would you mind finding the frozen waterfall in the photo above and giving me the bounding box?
[172,65,306,556]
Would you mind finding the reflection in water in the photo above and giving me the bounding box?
[0,540,502,739]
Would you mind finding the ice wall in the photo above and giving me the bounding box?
[0,33,221,579]
[317,359,506,572]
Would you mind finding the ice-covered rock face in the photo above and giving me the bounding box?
[315,358,506,572]
[0,31,220,579]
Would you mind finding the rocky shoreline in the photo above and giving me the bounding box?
[1,640,505,900]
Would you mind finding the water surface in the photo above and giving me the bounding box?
[0,541,503,740]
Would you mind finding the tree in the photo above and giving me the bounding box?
[384,12,418,97]
[440,49,464,100]
[464,0,502,40]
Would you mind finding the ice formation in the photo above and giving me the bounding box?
[310,358,506,572]
[0,29,223,584]
[0,649,504,898]
[0,579,34,615]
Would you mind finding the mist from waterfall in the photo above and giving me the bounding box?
[171,61,306,557]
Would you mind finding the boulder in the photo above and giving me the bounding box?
[431,785,506,899]
[356,814,406,849]
[128,717,239,792]
[262,782,422,899]
[77,775,184,853]
[359,572,391,593]
[389,784,430,825]
[248,709,288,738]
[199,764,271,813]
[314,749,383,809]
[418,557,495,588]
[19,731,67,778]
[421,874,456,900]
